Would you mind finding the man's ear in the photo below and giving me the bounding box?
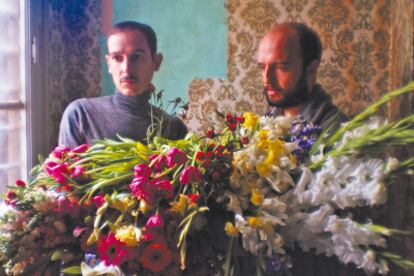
[153,53,163,71]
[105,54,112,74]
[306,59,320,76]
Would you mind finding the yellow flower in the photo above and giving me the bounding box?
[115,225,141,247]
[247,216,263,228]
[139,200,151,214]
[111,196,133,212]
[224,222,239,237]
[171,194,189,215]
[242,112,259,130]
[256,163,272,177]
[258,130,269,141]
[250,189,264,206]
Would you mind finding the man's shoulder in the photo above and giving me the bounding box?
[65,95,114,112]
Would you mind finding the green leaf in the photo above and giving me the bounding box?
[62,265,82,274]
[50,250,62,261]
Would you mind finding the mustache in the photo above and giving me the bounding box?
[120,76,138,82]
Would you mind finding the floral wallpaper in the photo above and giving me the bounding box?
[47,0,102,149]
[185,0,413,133]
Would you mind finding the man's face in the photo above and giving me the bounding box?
[106,29,162,96]
[257,27,308,108]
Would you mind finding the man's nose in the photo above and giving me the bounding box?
[263,65,274,84]
[121,58,132,73]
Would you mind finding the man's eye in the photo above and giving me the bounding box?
[130,54,142,62]
[112,55,123,62]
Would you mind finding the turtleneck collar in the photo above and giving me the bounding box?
[114,90,152,113]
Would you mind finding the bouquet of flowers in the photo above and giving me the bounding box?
[1,82,414,275]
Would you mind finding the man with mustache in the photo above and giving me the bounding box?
[257,22,363,276]
[58,21,187,148]
[258,22,347,130]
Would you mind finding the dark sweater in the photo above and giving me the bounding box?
[58,91,188,148]
[265,84,348,130]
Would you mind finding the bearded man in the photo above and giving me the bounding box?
[257,22,347,130]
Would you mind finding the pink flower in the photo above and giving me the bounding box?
[44,161,71,184]
[129,178,152,202]
[179,166,202,185]
[146,213,164,228]
[149,154,167,171]
[93,194,106,208]
[71,144,89,154]
[134,164,152,180]
[52,145,70,159]
[70,166,85,178]
[151,179,173,199]
[98,233,134,266]
[166,148,188,168]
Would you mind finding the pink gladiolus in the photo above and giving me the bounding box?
[179,166,202,185]
[146,213,164,229]
[129,178,152,202]
[149,154,167,171]
[71,143,89,153]
[134,164,152,180]
[71,166,85,178]
[44,161,71,184]
[52,145,70,159]
[166,147,188,168]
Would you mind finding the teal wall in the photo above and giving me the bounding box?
[100,0,227,109]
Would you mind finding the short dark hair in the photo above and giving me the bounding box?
[288,22,322,67]
[108,21,157,56]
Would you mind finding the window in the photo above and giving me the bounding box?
[0,0,26,193]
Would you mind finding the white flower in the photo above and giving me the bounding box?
[81,262,125,276]
[359,250,377,274]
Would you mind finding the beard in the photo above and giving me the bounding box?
[263,71,309,109]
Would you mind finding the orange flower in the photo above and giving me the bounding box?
[140,241,173,273]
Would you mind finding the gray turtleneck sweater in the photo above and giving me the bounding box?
[58,91,188,148]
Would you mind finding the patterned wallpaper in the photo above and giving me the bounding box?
[47,0,102,149]
[185,0,413,134]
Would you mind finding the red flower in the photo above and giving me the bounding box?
[228,122,237,131]
[152,179,173,199]
[134,164,152,180]
[166,148,188,168]
[206,129,215,138]
[188,193,200,204]
[140,242,173,273]
[236,115,245,124]
[15,179,26,187]
[98,233,133,266]
[179,166,202,185]
[241,136,249,145]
